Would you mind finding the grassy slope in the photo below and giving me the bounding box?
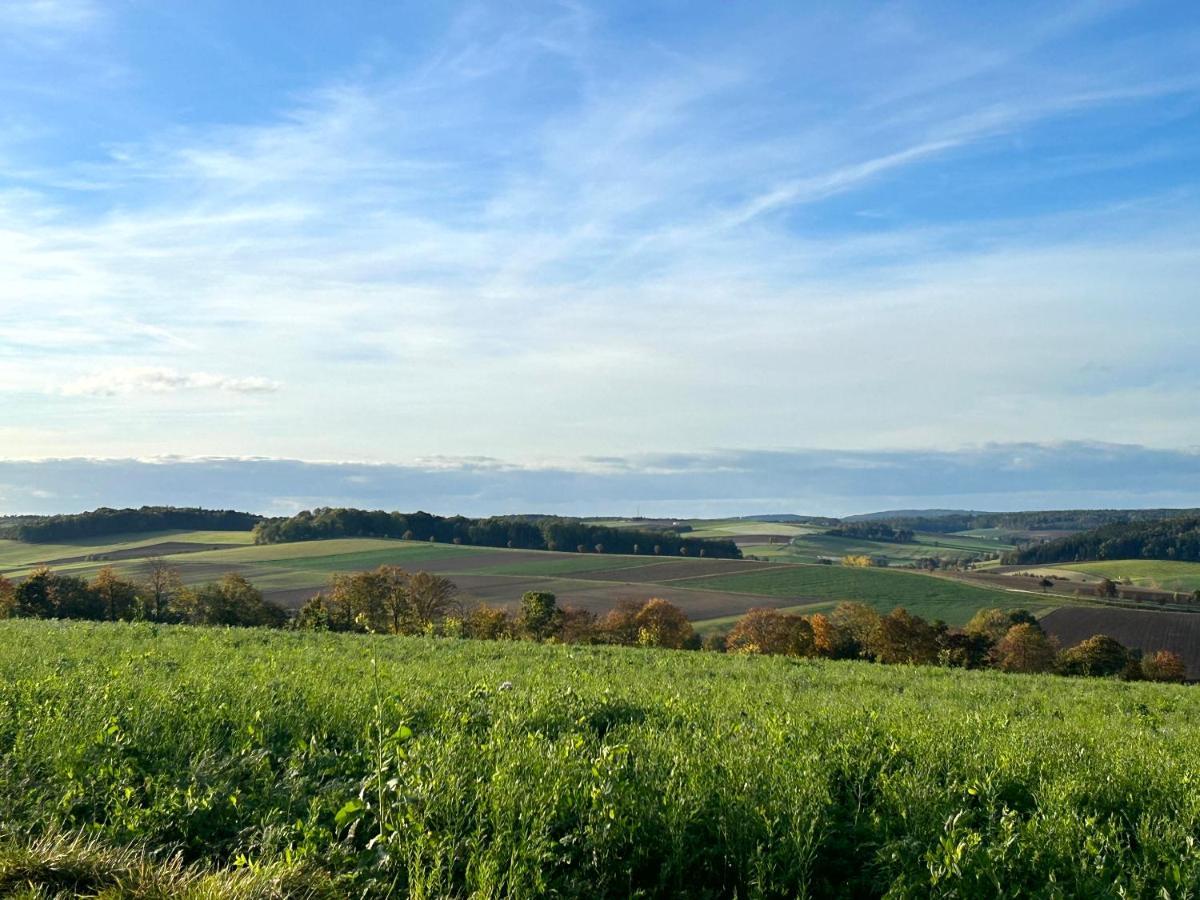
[1052,559,1200,592]
[0,529,256,568]
[754,531,1016,565]
[682,564,1047,625]
[0,619,1198,898]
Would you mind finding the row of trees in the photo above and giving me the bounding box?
[2,506,261,543]
[3,563,1187,683]
[1008,515,1200,565]
[0,564,286,627]
[252,508,742,558]
[294,570,1188,681]
[861,509,1200,536]
[293,566,699,648]
[712,603,1186,681]
[825,522,915,543]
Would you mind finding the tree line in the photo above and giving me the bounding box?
[1,562,1186,683]
[858,508,1200,536]
[252,507,742,558]
[0,563,285,627]
[824,522,915,543]
[1007,515,1200,565]
[291,565,1187,683]
[2,506,261,543]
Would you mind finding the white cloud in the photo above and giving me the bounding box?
[59,367,281,397]
[0,2,1197,462]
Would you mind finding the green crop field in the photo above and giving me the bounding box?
[1052,560,1200,593]
[683,565,1053,625]
[0,619,1197,898]
[746,530,1016,566]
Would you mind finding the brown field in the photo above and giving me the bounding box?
[40,541,245,567]
[1041,607,1200,678]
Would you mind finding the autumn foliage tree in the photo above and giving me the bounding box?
[1142,650,1187,683]
[0,575,14,619]
[868,607,939,665]
[726,608,814,656]
[993,624,1058,674]
[463,602,514,640]
[1059,634,1131,678]
[633,598,695,649]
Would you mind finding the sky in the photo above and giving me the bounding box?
[2,0,1199,516]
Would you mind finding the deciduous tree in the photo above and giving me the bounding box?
[993,624,1058,674]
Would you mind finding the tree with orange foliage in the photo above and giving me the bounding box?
[0,575,14,619]
[726,607,814,656]
[597,599,642,645]
[559,605,598,643]
[829,602,881,659]
[463,602,513,640]
[993,623,1058,674]
[90,565,139,621]
[634,598,694,649]
[1141,650,1187,683]
[868,607,939,665]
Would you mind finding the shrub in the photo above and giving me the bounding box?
[1142,650,1187,683]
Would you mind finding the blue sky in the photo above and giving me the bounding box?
[2,1,1199,515]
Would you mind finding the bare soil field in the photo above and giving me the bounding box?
[39,541,246,567]
[1041,607,1200,678]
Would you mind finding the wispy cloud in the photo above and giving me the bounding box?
[60,367,281,397]
[0,2,1197,463]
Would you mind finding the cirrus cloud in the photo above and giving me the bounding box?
[59,367,281,397]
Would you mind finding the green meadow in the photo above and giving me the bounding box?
[1,619,1198,897]
[1053,559,1200,593]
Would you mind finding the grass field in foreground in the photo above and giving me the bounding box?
[0,619,1198,898]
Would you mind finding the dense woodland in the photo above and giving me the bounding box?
[860,508,1200,534]
[824,522,915,542]
[1009,515,1200,565]
[1,506,261,542]
[253,507,743,558]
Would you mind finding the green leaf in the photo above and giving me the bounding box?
[334,799,366,826]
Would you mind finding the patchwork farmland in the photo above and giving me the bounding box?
[0,528,1049,627]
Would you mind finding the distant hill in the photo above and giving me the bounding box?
[737,514,840,525]
[845,509,983,522]
[1007,515,1200,565]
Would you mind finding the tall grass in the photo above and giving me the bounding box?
[0,619,1198,897]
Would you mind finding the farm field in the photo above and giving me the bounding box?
[1052,559,1200,593]
[1042,606,1200,678]
[685,565,1056,625]
[0,532,1045,626]
[0,529,255,569]
[745,530,1016,566]
[1,619,1198,897]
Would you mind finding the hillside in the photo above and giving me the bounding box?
[0,530,1050,626]
[0,620,1197,897]
[1009,515,1200,565]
